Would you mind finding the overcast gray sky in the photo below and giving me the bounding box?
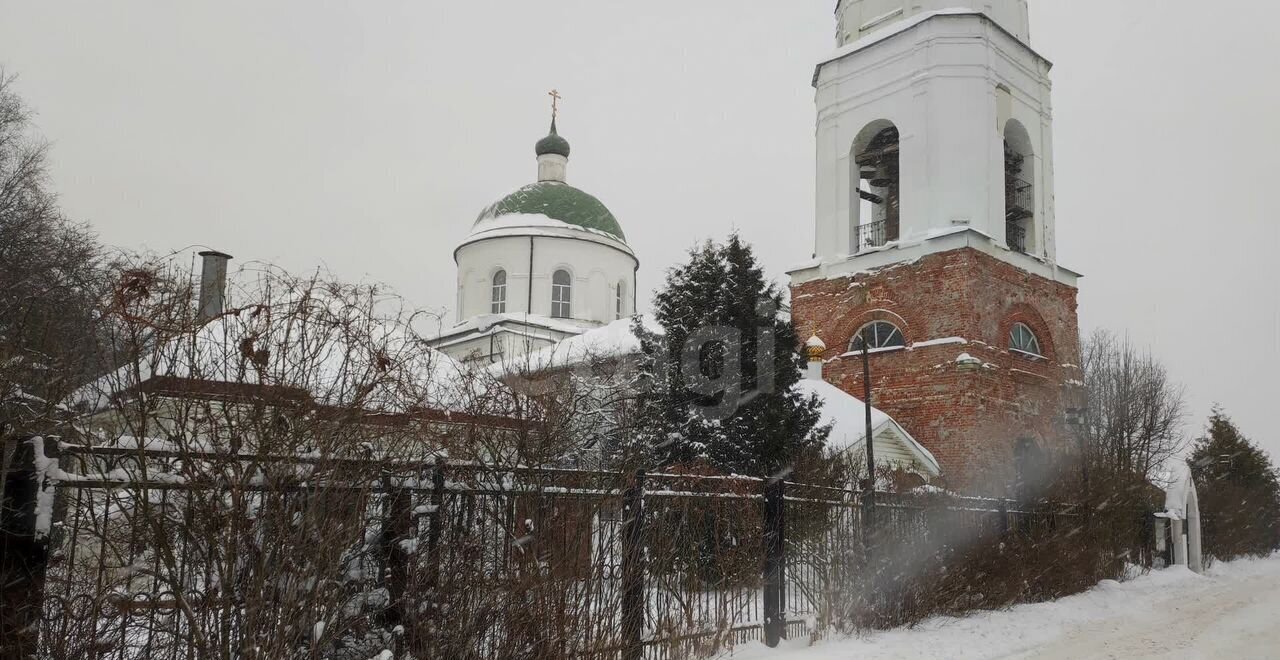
[1,1,1277,453]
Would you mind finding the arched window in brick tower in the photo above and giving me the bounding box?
[852,121,901,252]
[1004,119,1035,255]
[1009,322,1043,358]
[848,321,906,352]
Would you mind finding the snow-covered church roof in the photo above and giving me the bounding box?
[795,378,941,478]
[76,293,472,415]
[487,315,661,376]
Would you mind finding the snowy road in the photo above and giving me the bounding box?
[730,554,1280,660]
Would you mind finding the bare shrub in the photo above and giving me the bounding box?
[815,474,1157,634]
[31,259,533,659]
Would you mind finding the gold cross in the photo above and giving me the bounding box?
[549,89,562,120]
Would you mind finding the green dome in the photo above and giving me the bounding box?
[535,134,571,158]
[475,181,626,241]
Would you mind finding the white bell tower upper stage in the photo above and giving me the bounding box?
[797,0,1077,288]
[835,0,1030,47]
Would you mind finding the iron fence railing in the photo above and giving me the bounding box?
[2,438,1153,659]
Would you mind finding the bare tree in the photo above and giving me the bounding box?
[1080,329,1187,483]
[0,70,109,440]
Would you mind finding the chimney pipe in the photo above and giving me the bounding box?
[197,250,233,322]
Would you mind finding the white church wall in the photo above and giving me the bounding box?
[455,233,637,325]
[987,22,1056,261]
[434,325,575,364]
[813,12,1055,268]
[587,269,608,322]
[835,0,1030,47]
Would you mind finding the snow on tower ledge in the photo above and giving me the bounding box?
[833,1,1031,51]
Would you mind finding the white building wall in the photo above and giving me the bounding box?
[454,231,637,325]
[813,12,1056,267]
[835,0,1030,46]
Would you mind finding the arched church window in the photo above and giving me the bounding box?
[848,321,906,353]
[1009,322,1042,357]
[615,282,625,320]
[853,123,901,252]
[1004,119,1034,254]
[491,270,507,314]
[551,269,572,319]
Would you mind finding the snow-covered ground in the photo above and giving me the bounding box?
[729,554,1280,660]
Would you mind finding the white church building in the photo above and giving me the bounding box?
[427,119,638,364]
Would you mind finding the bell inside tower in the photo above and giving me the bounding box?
[854,126,901,251]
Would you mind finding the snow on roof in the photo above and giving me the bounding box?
[805,335,827,351]
[436,312,594,340]
[795,378,941,477]
[471,212,588,237]
[487,315,663,377]
[814,8,1048,85]
[797,378,891,447]
[462,213,635,256]
[77,294,472,414]
[816,9,980,74]
[1163,461,1197,521]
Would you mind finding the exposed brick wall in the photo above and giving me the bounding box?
[791,248,1085,494]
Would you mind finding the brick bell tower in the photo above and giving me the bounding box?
[789,0,1084,494]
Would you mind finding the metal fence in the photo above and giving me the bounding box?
[2,438,1147,660]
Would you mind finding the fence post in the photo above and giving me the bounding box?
[859,487,880,623]
[1,437,54,660]
[762,478,786,647]
[425,459,446,590]
[379,472,413,655]
[860,487,877,553]
[620,469,646,660]
[420,459,446,652]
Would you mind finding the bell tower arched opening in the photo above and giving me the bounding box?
[851,121,901,253]
[1004,119,1035,255]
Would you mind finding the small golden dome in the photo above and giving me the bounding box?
[805,334,827,360]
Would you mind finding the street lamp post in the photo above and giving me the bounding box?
[861,326,876,527]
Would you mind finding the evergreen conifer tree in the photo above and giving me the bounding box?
[1189,407,1280,560]
[631,234,828,478]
